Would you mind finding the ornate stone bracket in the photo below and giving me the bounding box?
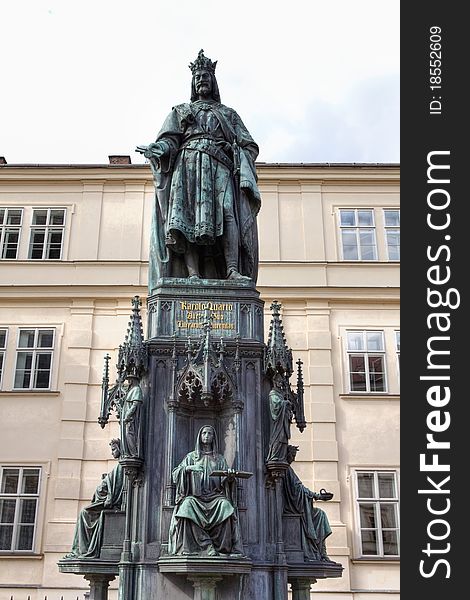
[57,559,117,600]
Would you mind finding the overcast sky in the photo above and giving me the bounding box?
[1,0,399,165]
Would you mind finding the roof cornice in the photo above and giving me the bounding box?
[0,163,400,184]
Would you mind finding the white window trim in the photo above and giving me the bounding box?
[351,467,400,559]
[345,330,388,394]
[0,466,42,553]
[0,323,63,392]
[395,330,400,379]
[28,207,67,260]
[0,461,49,555]
[0,207,23,260]
[383,208,400,261]
[0,327,8,389]
[338,208,378,261]
[13,328,56,391]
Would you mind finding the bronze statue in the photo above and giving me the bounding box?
[119,373,143,459]
[168,425,242,556]
[284,445,333,562]
[137,49,261,288]
[266,373,293,463]
[64,439,124,559]
[98,297,147,461]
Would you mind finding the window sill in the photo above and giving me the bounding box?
[0,258,64,262]
[0,390,60,396]
[351,557,400,563]
[0,553,44,559]
[340,393,400,401]
[338,260,400,264]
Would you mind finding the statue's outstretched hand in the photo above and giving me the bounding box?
[135,142,167,159]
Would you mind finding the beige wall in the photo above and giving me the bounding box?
[0,163,399,600]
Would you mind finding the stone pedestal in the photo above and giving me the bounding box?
[133,282,343,599]
[59,282,344,600]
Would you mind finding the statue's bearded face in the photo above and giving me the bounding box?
[194,69,212,98]
[200,426,214,445]
[110,442,121,459]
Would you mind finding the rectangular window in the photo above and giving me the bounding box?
[347,330,386,392]
[14,329,55,390]
[395,331,400,375]
[0,208,23,259]
[355,470,399,557]
[0,329,7,388]
[384,209,400,260]
[339,209,377,260]
[28,208,65,260]
[0,466,41,552]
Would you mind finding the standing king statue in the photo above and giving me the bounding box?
[137,49,261,288]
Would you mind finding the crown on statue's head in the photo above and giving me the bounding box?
[189,49,217,74]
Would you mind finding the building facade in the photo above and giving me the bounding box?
[0,162,399,599]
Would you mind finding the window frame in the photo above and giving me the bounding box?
[0,466,42,553]
[13,328,55,391]
[395,330,400,378]
[0,207,23,260]
[346,330,388,394]
[338,208,378,261]
[0,328,7,389]
[383,208,400,261]
[353,469,400,559]
[28,207,67,260]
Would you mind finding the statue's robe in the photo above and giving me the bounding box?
[266,387,292,463]
[68,463,123,558]
[120,383,143,458]
[168,449,241,555]
[148,100,261,287]
[283,466,332,561]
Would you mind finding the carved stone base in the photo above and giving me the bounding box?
[158,557,252,600]
[188,575,223,600]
